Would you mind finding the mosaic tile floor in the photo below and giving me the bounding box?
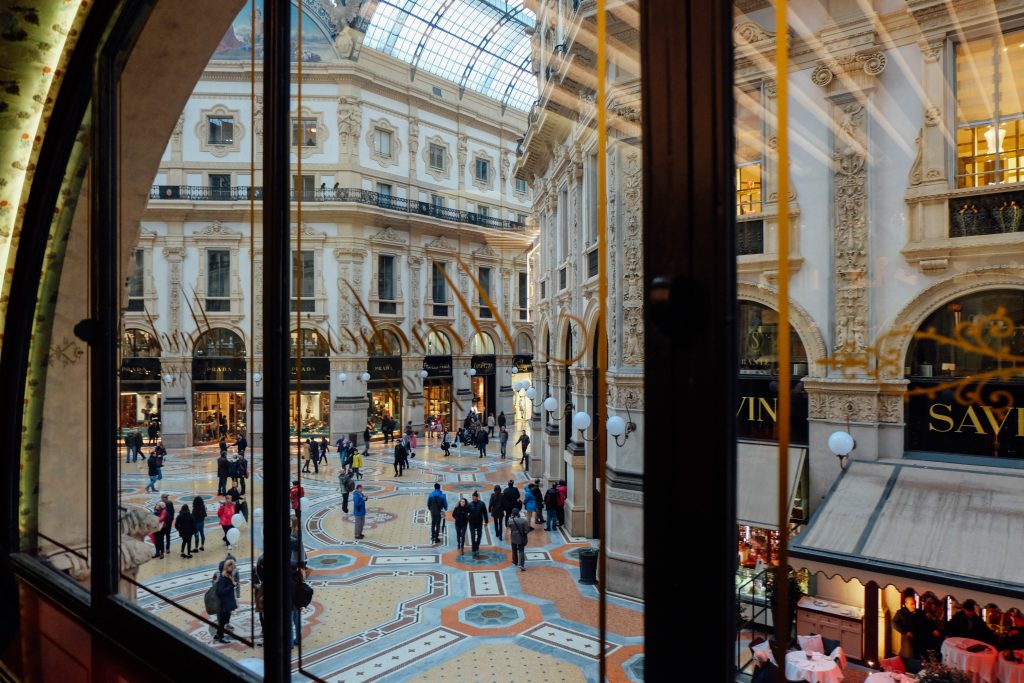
[124,436,644,681]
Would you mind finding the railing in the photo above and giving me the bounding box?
[737,219,765,256]
[149,185,527,231]
[949,188,1024,237]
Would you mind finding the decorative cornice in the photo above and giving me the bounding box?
[425,235,457,252]
[195,220,238,237]
[471,244,500,260]
[369,225,408,245]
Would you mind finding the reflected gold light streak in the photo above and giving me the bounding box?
[596,0,609,680]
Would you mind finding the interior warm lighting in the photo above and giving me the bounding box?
[984,125,1007,154]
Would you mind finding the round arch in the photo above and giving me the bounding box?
[290,327,330,357]
[122,328,161,357]
[192,327,246,357]
[425,329,452,356]
[469,330,496,355]
[736,282,827,378]
[514,331,533,355]
[879,267,1024,379]
[367,326,406,356]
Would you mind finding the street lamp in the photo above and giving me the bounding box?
[828,430,855,470]
[337,372,348,383]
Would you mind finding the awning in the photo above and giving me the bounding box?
[736,441,807,529]
[791,459,1024,601]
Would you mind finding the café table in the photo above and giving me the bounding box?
[784,650,844,683]
[998,650,1024,683]
[941,637,998,683]
[865,673,915,683]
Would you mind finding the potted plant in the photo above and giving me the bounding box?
[916,662,972,683]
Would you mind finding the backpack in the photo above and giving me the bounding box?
[296,581,314,608]
[204,576,221,615]
[346,478,355,492]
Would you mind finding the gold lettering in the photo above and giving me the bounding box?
[928,403,954,432]
[981,406,1013,435]
[955,405,986,434]
[736,397,748,418]
[758,397,777,422]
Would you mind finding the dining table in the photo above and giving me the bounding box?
[998,650,1024,683]
[941,637,998,683]
[864,673,916,683]
[784,650,843,683]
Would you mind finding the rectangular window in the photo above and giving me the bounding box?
[291,250,315,312]
[559,189,568,261]
[559,266,567,290]
[517,212,527,224]
[378,254,395,305]
[127,249,144,311]
[956,31,1024,187]
[515,177,528,193]
[377,182,392,197]
[206,249,231,312]
[429,143,445,170]
[374,129,392,158]
[475,158,490,182]
[431,194,445,209]
[293,174,315,200]
[432,261,448,316]
[207,116,234,145]
[587,153,598,245]
[478,205,489,218]
[478,266,492,318]
[735,86,763,214]
[518,271,528,320]
[292,117,317,147]
[210,173,231,200]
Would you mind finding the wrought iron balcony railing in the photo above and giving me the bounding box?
[950,188,1024,237]
[149,185,526,231]
[737,219,765,256]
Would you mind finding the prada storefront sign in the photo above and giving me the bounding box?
[512,354,533,373]
[423,355,452,377]
[907,380,1024,459]
[471,355,496,376]
[192,357,247,385]
[735,376,808,445]
[120,357,161,386]
[289,357,330,386]
[368,356,402,381]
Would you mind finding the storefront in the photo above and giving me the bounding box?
[423,355,452,433]
[511,353,533,422]
[367,355,402,435]
[290,330,330,438]
[471,355,496,418]
[119,329,162,432]
[192,328,247,443]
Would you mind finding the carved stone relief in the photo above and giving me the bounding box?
[831,102,869,355]
[620,150,644,366]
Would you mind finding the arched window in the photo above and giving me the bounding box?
[193,328,245,357]
[515,332,533,355]
[737,301,807,374]
[122,328,160,357]
[907,290,1024,378]
[368,329,403,357]
[470,332,495,355]
[290,328,329,357]
[425,329,451,356]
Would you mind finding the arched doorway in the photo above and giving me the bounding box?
[470,331,497,418]
[191,327,247,444]
[119,328,162,434]
[290,328,330,438]
[905,289,1024,459]
[423,329,453,434]
[512,332,534,424]
[367,329,403,437]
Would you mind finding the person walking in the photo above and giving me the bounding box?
[160,493,175,557]
[289,480,304,515]
[467,491,488,556]
[145,450,161,492]
[440,430,451,457]
[427,483,448,544]
[501,480,521,517]
[557,480,567,527]
[514,431,531,471]
[533,480,546,525]
[353,485,367,539]
[499,427,509,459]
[124,430,137,463]
[487,413,496,437]
[147,421,159,447]
[213,558,239,644]
[216,450,229,496]
[237,451,248,496]
[488,485,505,541]
[319,436,329,462]
[228,451,241,492]
[544,483,561,532]
[175,503,195,558]
[308,438,320,474]
[152,502,167,559]
[476,428,488,458]
[352,450,363,479]
[217,495,236,546]
[236,433,248,457]
[523,482,539,526]
[338,468,354,514]
[393,440,406,477]
[362,426,371,456]
[452,497,469,554]
[153,442,166,484]
[497,411,506,432]
[192,495,207,551]
[301,438,312,473]
[506,505,532,571]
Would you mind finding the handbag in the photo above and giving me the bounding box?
[204,580,221,615]
[296,581,314,608]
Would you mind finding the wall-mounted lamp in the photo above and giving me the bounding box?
[163,373,174,385]
[828,429,854,470]
[252,372,263,383]
[543,395,561,422]
[607,410,638,447]
[337,372,348,383]
[525,387,537,401]
[464,368,478,377]
[572,411,592,440]
[419,369,429,379]
[360,372,371,382]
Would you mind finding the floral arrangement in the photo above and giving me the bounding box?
[915,662,973,683]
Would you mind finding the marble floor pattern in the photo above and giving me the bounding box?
[123,435,644,682]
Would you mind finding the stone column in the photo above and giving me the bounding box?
[453,354,473,427]
[605,374,645,596]
[160,358,191,448]
[402,354,426,438]
[567,364,594,535]
[331,358,371,444]
[496,354,515,428]
[545,359,564,481]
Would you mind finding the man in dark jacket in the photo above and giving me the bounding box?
[467,491,489,556]
[476,428,488,458]
[394,441,406,476]
[501,480,521,515]
[216,452,229,495]
[948,599,996,644]
[338,468,355,513]
[147,421,159,447]
[894,588,941,661]
[146,451,161,492]
[750,651,777,683]
[160,493,175,557]
[236,433,248,457]
[506,506,531,570]
[544,483,561,532]
[426,483,448,544]
[514,431,531,471]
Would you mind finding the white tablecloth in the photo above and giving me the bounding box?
[865,673,915,683]
[998,651,1024,683]
[784,650,844,683]
[941,637,998,683]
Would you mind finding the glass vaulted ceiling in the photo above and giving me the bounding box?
[363,0,536,111]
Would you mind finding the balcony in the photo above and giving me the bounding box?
[949,189,1024,238]
[149,185,527,231]
[736,219,764,256]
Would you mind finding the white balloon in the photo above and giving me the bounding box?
[607,415,626,437]
[525,387,537,400]
[828,430,855,457]
[572,411,592,432]
[231,513,247,529]
[226,527,241,546]
[543,396,558,412]
[300,496,310,511]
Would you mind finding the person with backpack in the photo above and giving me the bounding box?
[467,491,489,556]
[488,485,505,541]
[175,503,195,558]
[338,468,355,513]
[506,505,532,571]
[213,558,239,644]
[544,483,561,532]
[192,495,207,552]
[427,483,448,544]
[452,497,469,555]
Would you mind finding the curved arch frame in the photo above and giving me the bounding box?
[191,325,248,358]
[736,282,828,378]
[457,2,527,97]
[469,329,497,355]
